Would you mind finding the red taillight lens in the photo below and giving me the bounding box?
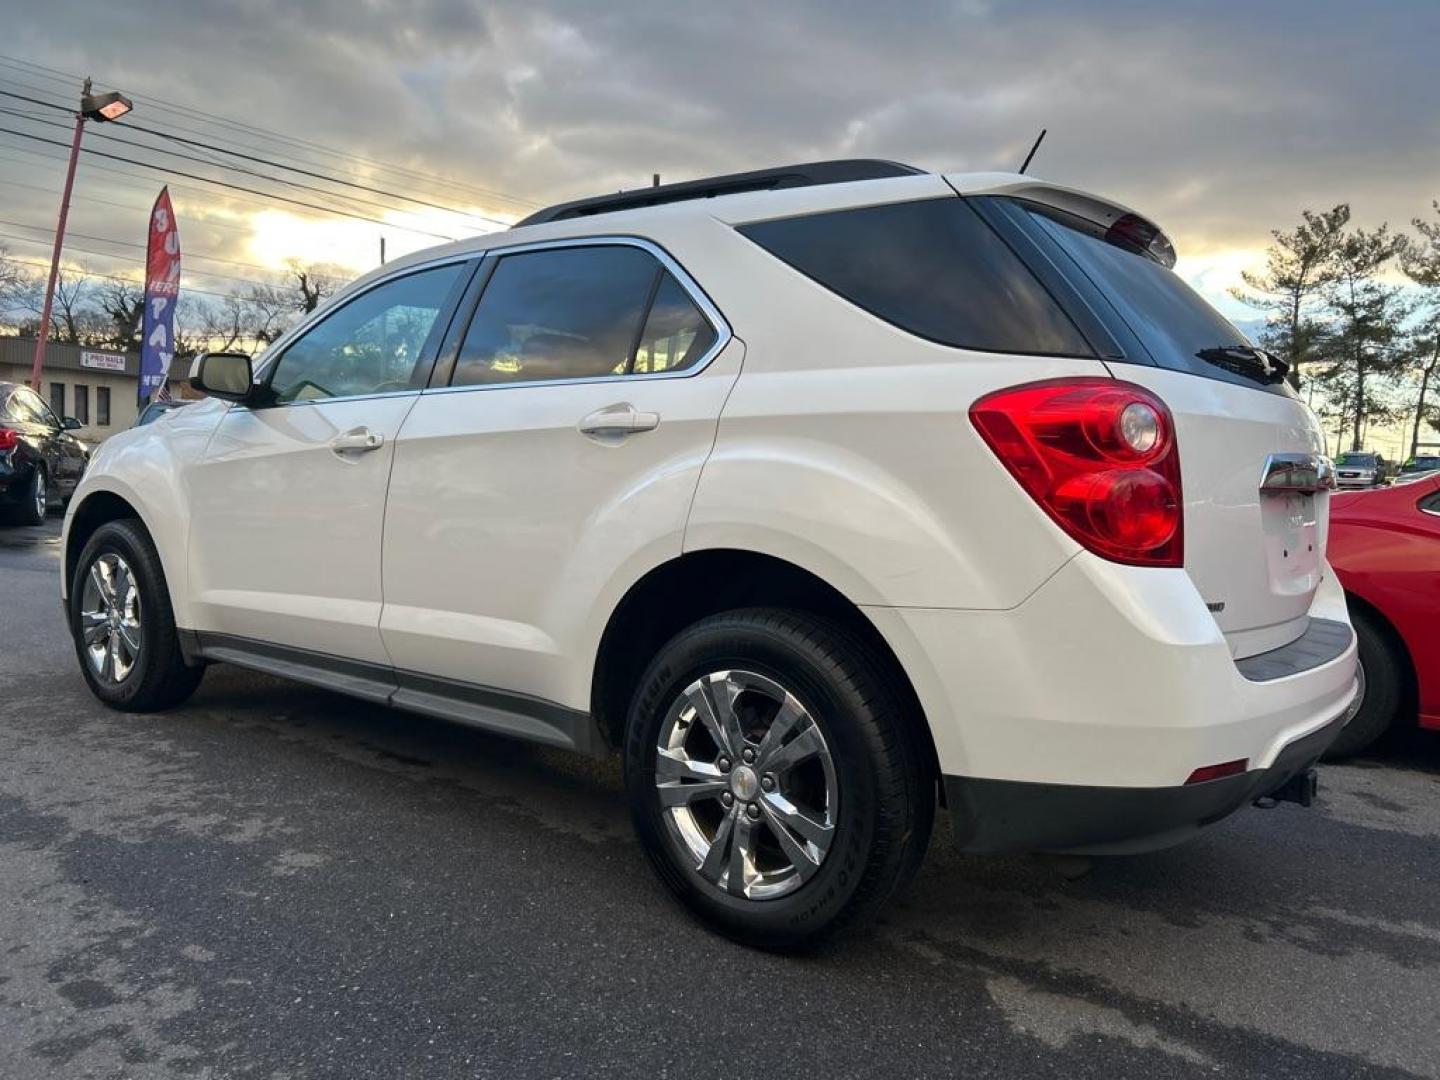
[969,378,1184,567]
[0,427,18,452]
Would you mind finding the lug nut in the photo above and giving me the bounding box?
[718,757,731,773]
[721,792,734,807]
[742,748,756,764]
[746,803,762,820]
[761,775,775,792]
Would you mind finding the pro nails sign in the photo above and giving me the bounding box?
[138,187,180,405]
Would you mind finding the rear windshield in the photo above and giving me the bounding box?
[738,198,1093,357]
[1023,204,1292,394]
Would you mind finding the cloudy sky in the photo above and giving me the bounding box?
[2,0,1436,321]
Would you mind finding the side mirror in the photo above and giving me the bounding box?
[190,352,256,403]
[62,416,83,431]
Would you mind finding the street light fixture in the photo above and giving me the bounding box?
[81,87,133,123]
[29,78,134,393]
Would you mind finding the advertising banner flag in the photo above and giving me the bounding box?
[138,187,180,404]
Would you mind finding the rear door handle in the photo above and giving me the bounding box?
[578,404,660,438]
[331,427,384,455]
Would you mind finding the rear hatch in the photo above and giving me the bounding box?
[981,188,1329,659]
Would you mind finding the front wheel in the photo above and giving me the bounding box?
[69,519,205,712]
[624,609,933,949]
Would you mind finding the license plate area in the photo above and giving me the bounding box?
[1259,490,1321,596]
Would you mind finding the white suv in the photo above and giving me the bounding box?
[62,161,1359,947]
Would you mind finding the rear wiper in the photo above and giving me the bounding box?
[1194,345,1289,385]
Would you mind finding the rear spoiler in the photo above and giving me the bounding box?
[947,173,1178,267]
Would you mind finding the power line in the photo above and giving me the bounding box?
[0,56,539,211]
[0,97,495,235]
[1,251,311,307]
[0,123,463,242]
[0,229,300,292]
[0,216,294,276]
[0,149,387,256]
[0,91,514,230]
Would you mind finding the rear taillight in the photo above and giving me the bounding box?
[969,378,1184,567]
[0,428,18,452]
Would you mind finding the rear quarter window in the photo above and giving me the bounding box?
[738,198,1094,357]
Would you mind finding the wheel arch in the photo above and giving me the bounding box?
[64,488,151,601]
[589,548,941,782]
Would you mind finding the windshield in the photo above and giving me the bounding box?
[1336,453,1378,466]
[1021,203,1294,396]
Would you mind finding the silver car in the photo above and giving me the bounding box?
[1333,451,1388,488]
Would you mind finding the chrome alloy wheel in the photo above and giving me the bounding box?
[32,470,47,519]
[655,669,838,900]
[79,553,142,684]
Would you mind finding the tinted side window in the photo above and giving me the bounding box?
[739,198,1092,356]
[268,263,465,404]
[633,273,717,374]
[453,246,658,387]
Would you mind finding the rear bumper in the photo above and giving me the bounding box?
[942,706,1347,854]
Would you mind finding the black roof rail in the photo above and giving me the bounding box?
[514,159,927,227]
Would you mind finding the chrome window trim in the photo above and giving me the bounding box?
[426,234,733,397]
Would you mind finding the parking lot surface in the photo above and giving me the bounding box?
[2,517,1438,1079]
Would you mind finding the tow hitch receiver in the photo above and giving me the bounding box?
[1254,767,1319,809]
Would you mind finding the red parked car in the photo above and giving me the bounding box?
[1324,471,1440,757]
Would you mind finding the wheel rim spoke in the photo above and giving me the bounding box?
[684,673,746,759]
[762,792,834,854]
[80,610,109,646]
[727,812,758,897]
[757,722,826,776]
[698,806,736,883]
[116,619,142,655]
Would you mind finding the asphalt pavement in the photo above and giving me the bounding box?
[2,516,1438,1079]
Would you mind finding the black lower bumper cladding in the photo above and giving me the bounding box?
[943,709,1349,856]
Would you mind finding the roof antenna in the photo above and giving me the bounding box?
[1018,128,1047,175]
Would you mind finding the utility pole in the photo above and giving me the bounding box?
[29,78,134,392]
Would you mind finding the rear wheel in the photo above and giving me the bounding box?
[13,466,47,526]
[624,609,933,949]
[69,519,204,712]
[1323,611,1404,760]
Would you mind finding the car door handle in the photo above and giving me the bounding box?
[331,427,384,454]
[578,405,660,437]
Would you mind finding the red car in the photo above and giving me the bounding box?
[1324,472,1440,756]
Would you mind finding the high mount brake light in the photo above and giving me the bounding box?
[970,378,1184,568]
[1105,213,1177,268]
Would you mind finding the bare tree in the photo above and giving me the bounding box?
[1232,205,1349,390]
[96,280,144,351]
[286,261,340,314]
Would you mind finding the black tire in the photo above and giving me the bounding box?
[1323,612,1404,761]
[13,465,47,526]
[623,608,934,950]
[69,518,205,712]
